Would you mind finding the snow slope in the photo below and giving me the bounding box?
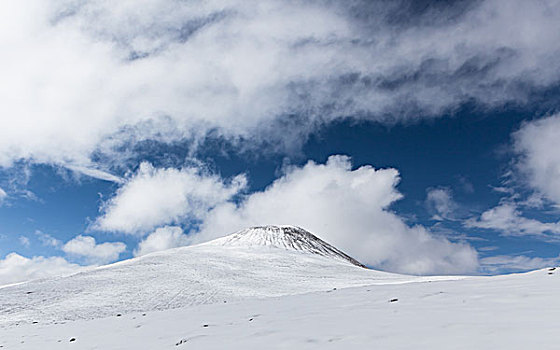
[0,226,451,326]
[1,268,558,349]
[1,225,558,349]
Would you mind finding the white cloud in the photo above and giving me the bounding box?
[0,253,83,286]
[1,1,560,167]
[62,235,126,265]
[65,164,124,183]
[0,233,126,285]
[95,162,246,235]
[34,230,62,248]
[465,203,560,238]
[457,176,474,194]
[514,114,560,206]
[480,254,560,274]
[426,187,457,220]
[187,155,478,275]
[0,187,6,205]
[134,226,189,257]
[467,114,560,241]
[19,236,30,248]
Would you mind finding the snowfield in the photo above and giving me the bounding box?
[0,226,558,349]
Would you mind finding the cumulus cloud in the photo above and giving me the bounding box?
[62,235,126,265]
[134,226,189,257]
[186,155,478,275]
[1,0,560,168]
[0,234,126,285]
[0,253,83,286]
[465,203,560,239]
[480,254,560,274]
[425,187,457,220]
[95,162,246,235]
[513,114,560,206]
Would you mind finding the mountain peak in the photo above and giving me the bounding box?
[208,225,366,268]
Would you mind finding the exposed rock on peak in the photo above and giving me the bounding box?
[208,225,366,268]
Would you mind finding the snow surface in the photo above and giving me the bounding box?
[1,226,558,349]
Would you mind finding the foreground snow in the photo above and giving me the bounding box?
[0,226,558,349]
[1,268,558,349]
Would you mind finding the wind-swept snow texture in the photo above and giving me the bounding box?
[1,268,559,349]
[0,226,558,349]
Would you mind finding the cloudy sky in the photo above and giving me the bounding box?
[1,0,560,284]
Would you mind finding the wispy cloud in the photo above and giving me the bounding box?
[65,164,124,184]
[34,230,63,248]
[465,202,560,240]
[0,187,6,206]
[480,254,560,274]
[425,187,458,221]
[513,113,560,207]
[19,236,30,248]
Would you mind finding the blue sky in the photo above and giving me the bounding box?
[1,0,560,283]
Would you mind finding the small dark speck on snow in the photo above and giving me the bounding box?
[69,338,76,342]
[390,298,399,303]
[203,324,209,328]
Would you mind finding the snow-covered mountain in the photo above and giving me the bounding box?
[1,225,558,349]
[205,225,366,267]
[0,225,451,326]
